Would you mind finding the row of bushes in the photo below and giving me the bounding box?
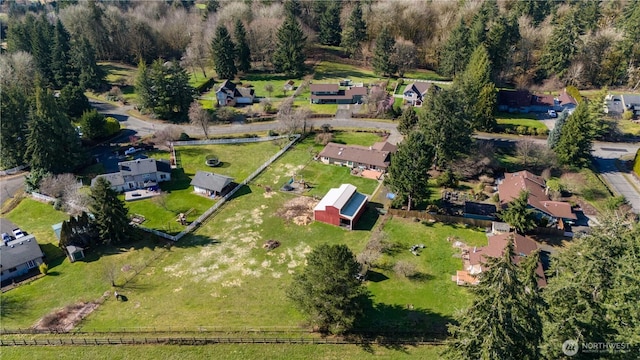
[496,125,549,136]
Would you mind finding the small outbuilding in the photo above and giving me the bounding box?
[66,245,85,263]
[190,171,234,197]
[313,184,368,230]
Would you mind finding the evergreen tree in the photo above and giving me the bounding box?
[341,2,367,58]
[540,18,580,79]
[445,239,543,360]
[0,87,29,168]
[455,45,497,131]
[439,19,471,78]
[58,84,91,119]
[512,0,552,25]
[234,20,251,73]
[79,109,107,140]
[24,85,85,174]
[498,190,537,234]
[318,1,342,46]
[90,177,130,245]
[397,106,418,135]
[419,88,472,167]
[554,104,594,168]
[30,15,54,83]
[136,60,195,122]
[283,0,301,18]
[135,60,151,110]
[547,111,568,148]
[70,37,105,90]
[385,131,435,211]
[372,27,397,77]
[272,14,307,77]
[211,25,237,80]
[485,15,520,83]
[51,19,72,88]
[287,244,366,334]
[542,216,640,358]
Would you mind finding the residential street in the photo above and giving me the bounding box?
[0,174,25,208]
[91,100,640,213]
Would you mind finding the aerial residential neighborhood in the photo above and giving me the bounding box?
[1,1,640,359]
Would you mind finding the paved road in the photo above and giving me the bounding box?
[89,100,640,213]
[0,174,25,208]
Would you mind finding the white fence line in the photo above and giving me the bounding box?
[0,165,26,176]
[171,135,290,146]
[170,134,301,241]
[30,192,56,203]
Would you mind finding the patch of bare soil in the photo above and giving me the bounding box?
[33,301,99,332]
[276,196,318,226]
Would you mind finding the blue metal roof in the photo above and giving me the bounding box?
[340,192,367,218]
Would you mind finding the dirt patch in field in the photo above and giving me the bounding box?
[34,302,99,331]
[276,196,318,226]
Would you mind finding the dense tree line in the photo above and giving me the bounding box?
[4,0,640,87]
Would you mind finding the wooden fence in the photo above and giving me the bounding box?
[387,209,493,228]
[0,336,445,346]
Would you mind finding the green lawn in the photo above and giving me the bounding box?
[255,131,387,195]
[403,69,450,82]
[4,199,69,259]
[617,119,640,136]
[1,344,444,360]
[313,61,384,85]
[122,141,283,233]
[496,112,548,132]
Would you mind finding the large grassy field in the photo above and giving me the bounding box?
[122,141,283,233]
[1,344,444,360]
[496,112,548,132]
[1,198,165,329]
[255,131,386,196]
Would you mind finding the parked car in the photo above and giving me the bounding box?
[124,147,141,156]
[12,228,26,238]
[548,109,557,118]
[2,233,13,243]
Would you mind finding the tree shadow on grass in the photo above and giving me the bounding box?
[351,298,452,352]
[170,234,221,249]
[365,270,389,283]
[0,294,29,320]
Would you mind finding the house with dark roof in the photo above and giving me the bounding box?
[190,171,234,197]
[283,80,295,92]
[216,80,255,107]
[463,201,497,220]
[318,141,397,173]
[403,82,439,107]
[497,89,577,113]
[459,232,547,288]
[91,158,172,192]
[498,171,577,225]
[313,184,368,230]
[0,234,44,283]
[309,83,367,104]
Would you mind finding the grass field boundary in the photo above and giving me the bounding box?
[168,134,301,240]
[0,336,445,346]
[171,135,290,146]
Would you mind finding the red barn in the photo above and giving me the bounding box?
[313,184,368,230]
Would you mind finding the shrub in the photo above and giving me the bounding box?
[604,196,628,211]
[178,132,191,141]
[492,193,500,203]
[39,263,49,275]
[104,117,120,136]
[315,133,334,145]
[435,169,459,188]
[623,110,634,121]
[268,129,278,137]
[394,260,417,278]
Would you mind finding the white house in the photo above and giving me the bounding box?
[403,82,438,107]
[91,158,172,192]
[216,80,255,107]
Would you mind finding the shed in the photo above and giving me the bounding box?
[190,171,234,197]
[66,245,85,263]
[313,184,368,230]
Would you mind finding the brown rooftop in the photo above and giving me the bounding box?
[498,171,576,220]
[468,232,546,287]
[319,142,394,169]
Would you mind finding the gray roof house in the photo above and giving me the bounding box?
[91,158,172,192]
[216,80,255,107]
[190,171,234,197]
[403,82,439,107]
[1,234,44,283]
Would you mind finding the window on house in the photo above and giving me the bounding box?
[160,174,166,179]
[9,267,17,272]
[27,260,37,268]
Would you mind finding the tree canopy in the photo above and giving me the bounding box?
[498,190,537,234]
[455,45,497,131]
[287,244,367,334]
[553,104,594,168]
[234,20,251,73]
[445,239,543,360]
[272,14,307,77]
[385,131,435,211]
[372,27,397,77]
[341,2,367,58]
[211,25,237,80]
[90,177,130,245]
